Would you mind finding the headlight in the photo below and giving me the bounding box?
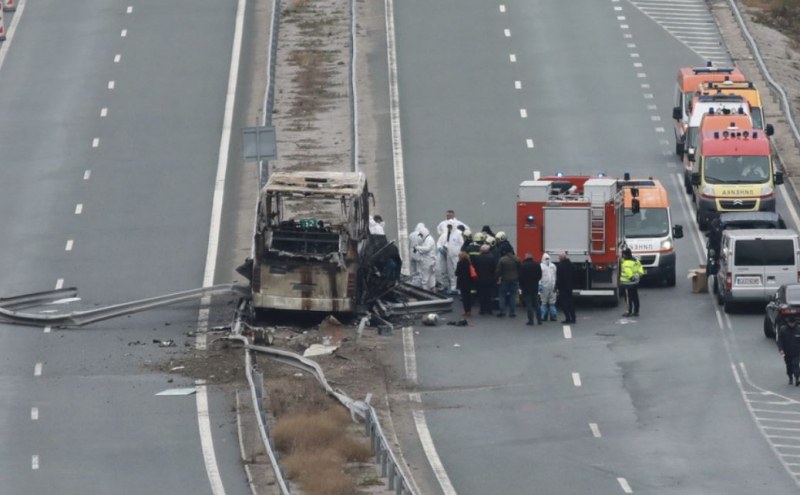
[661,239,673,251]
[760,184,774,196]
[702,186,714,196]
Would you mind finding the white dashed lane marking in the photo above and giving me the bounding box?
[121,29,128,37]
[108,81,115,89]
[520,109,527,119]
[563,325,572,339]
[617,477,633,493]
[31,407,38,420]
[43,326,51,334]
[572,372,582,387]
[92,138,99,148]
[114,54,121,63]
[55,279,63,289]
[514,80,521,89]
[504,28,510,37]
[75,204,83,214]
[509,54,516,62]
[589,422,601,437]
[499,4,506,13]
[83,170,91,180]
[100,107,108,117]
[126,5,133,13]
[65,240,73,251]
[34,363,42,377]
[31,455,39,470]
[526,139,534,148]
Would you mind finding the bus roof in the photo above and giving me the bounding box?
[699,129,771,156]
[677,66,746,93]
[621,179,669,209]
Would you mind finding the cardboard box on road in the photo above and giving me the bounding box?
[688,265,708,293]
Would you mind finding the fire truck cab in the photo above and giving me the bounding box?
[673,64,746,156]
[517,175,624,303]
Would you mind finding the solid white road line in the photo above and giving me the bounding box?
[31,455,39,470]
[402,327,418,383]
[34,363,42,377]
[563,325,572,339]
[31,407,38,421]
[55,279,63,290]
[196,381,225,495]
[385,0,410,267]
[194,0,247,492]
[413,410,458,495]
[0,0,26,73]
[572,372,582,387]
[589,422,601,438]
[75,204,83,215]
[617,477,633,493]
[65,240,73,251]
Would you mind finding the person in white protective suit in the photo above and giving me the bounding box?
[408,222,426,287]
[414,226,437,290]
[437,210,469,236]
[437,222,464,294]
[540,253,558,322]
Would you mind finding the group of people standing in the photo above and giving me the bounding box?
[408,210,578,325]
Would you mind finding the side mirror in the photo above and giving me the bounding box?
[687,148,696,162]
[672,106,682,121]
[766,123,775,136]
[632,198,640,214]
[673,224,684,239]
[775,171,784,185]
[691,172,701,186]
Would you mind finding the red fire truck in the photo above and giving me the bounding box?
[516,174,625,304]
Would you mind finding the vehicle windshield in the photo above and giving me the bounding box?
[703,155,770,184]
[624,208,669,238]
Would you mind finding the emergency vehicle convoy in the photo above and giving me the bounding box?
[672,62,782,230]
[516,174,626,304]
[673,64,746,156]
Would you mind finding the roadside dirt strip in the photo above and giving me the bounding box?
[711,0,800,191]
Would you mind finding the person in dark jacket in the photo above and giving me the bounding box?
[556,252,576,324]
[519,253,543,325]
[473,245,497,315]
[495,248,520,318]
[455,252,475,317]
[777,316,800,385]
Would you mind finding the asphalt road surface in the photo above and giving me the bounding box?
[393,0,800,493]
[0,1,250,493]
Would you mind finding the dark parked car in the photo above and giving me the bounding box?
[764,283,800,338]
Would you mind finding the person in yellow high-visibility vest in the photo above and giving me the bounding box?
[620,247,645,317]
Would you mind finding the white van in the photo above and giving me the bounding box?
[714,229,800,313]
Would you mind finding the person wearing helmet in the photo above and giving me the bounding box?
[473,244,497,315]
[777,316,800,386]
[473,231,486,244]
[495,231,514,256]
[414,226,437,290]
[460,229,473,252]
[539,253,558,322]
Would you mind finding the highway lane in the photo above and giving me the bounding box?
[0,1,249,493]
[394,0,800,492]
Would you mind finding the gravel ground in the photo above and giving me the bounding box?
[711,0,800,182]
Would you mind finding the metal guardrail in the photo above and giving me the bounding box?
[241,336,417,495]
[727,0,800,149]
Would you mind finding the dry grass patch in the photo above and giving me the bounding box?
[743,0,800,44]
